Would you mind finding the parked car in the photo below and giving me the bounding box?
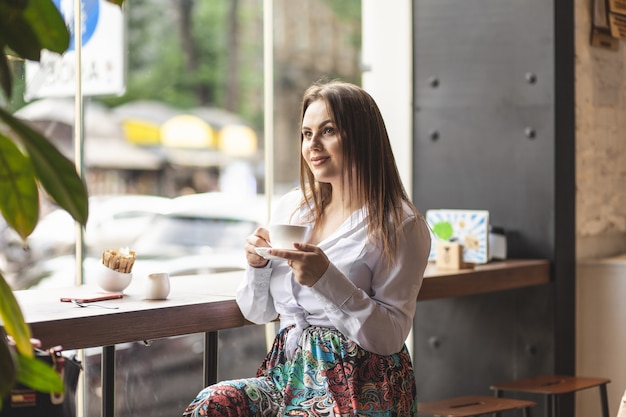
[23,192,269,289]
[132,191,266,258]
[4,194,172,289]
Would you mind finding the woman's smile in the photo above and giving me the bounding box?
[310,155,329,166]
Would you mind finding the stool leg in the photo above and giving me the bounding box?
[546,394,554,417]
[522,405,531,417]
[493,389,502,417]
[599,383,610,417]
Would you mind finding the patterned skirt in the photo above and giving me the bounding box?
[183,326,417,417]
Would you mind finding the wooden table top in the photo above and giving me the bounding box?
[10,259,550,350]
[418,258,550,301]
[490,374,611,394]
[13,272,246,350]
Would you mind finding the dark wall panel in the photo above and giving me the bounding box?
[412,0,555,258]
[414,286,554,402]
[413,105,554,259]
[411,0,563,405]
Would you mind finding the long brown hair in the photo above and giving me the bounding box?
[297,80,420,264]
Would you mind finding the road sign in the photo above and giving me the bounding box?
[25,0,126,99]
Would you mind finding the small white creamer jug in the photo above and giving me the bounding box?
[145,272,170,300]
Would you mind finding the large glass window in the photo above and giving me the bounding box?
[2,1,361,416]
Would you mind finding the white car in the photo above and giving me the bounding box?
[5,195,171,289]
[132,192,267,258]
[25,192,270,289]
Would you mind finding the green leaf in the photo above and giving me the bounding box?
[0,133,39,240]
[0,107,88,226]
[0,274,32,358]
[22,0,70,54]
[433,221,454,241]
[0,15,42,61]
[0,335,17,406]
[15,352,64,393]
[106,0,125,6]
[0,52,11,100]
[0,0,28,30]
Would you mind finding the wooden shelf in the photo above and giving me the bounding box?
[418,259,551,301]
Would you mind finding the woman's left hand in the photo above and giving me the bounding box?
[269,242,330,287]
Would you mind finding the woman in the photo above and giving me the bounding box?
[183,80,431,416]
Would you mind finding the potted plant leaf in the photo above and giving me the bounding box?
[0,0,123,409]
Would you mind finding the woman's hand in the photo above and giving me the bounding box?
[245,227,271,268]
[269,242,330,287]
[6,336,43,349]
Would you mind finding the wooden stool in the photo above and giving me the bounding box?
[418,395,536,417]
[490,375,611,417]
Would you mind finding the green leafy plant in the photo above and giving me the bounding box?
[0,0,123,409]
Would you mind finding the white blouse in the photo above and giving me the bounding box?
[236,189,431,357]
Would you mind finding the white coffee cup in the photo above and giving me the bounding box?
[268,224,309,249]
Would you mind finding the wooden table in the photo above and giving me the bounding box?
[14,272,245,350]
[14,259,550,349]
[13,272,246,417]
[10,259,550,417]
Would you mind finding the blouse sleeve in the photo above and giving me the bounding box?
[236,264,278,324]
[309,215,431,355]
[235,189,302,324]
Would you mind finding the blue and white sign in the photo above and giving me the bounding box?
[54,0,100,51]
[25,0,125,99]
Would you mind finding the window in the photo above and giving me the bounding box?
[3,1,364,416]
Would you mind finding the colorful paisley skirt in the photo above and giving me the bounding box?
[182,325,418,417]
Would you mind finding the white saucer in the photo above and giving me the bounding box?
[255,247,285,261]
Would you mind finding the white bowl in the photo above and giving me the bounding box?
[96,262,132,292]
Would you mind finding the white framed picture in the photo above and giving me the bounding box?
[426,209,490,264]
